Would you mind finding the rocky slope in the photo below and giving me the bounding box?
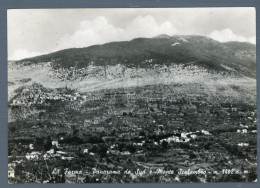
[8,35,256,99]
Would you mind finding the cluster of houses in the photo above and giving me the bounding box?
[11,89,84,106]
[25,151,42,160]
[25,149,74,161]
[8,79,257,183]
[160,135,190,144]
[237,143,249,147]
[22,127,212,163]
[237,129,248,134]
[25,140,75,161]
[159,130,210,144]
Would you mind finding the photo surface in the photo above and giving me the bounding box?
[8,8,257,183]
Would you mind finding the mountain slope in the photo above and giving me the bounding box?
[8,35,256,97]
[16,35,256,78]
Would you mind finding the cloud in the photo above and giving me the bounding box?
[9,49,41,61]
[127,15,177,38]
[56,15,177,51]
[56,16,125,51]
[8,14,178,60]
[208,28,248,43]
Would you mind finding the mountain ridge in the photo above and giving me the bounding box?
[14,35,256,78]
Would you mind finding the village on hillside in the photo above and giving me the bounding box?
[8,82,257,183]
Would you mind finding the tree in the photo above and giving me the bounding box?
[204,142,211,150]
[9,125,16,133]
[43,136,52,151]
[88,136,104,143]
[72,126,79,135]
[161,140,168,150]
[126,144,136,154]
[118,143,126,152]
[189,151,196,159]
[91,145,99,153]
[139,131,146,137]
[99,144,108,161]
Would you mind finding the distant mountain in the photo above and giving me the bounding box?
[8,35,256,96]
[154,34,172,39]
[16,35,256,78]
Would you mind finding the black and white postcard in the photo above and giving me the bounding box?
[7,8,257,183]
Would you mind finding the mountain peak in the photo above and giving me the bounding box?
[154,34,172,39]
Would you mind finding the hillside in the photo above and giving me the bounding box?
[16,35,256,78]
[8,35,256,99]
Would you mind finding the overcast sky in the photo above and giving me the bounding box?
[8,8,256,60]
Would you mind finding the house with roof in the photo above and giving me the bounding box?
[181,133,188,138]
[190,134,197,139]
[242,129,247,134]
[8,164,15,178]
[238,143,249,147]
[201,130,211,135]
[52,141,59,147]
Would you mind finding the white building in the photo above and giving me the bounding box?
[190,134,197,139]
[242,129,247,134]
[52,141,59,147]
[8,164,15,178]
[29,143,34,150]
[56,151,67,155]
[238,143,249,147]
[202,130,210,135]
[61,156,74,160]
[26,152,41,160]
[47,149,55,154]
[181,133,187,138]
